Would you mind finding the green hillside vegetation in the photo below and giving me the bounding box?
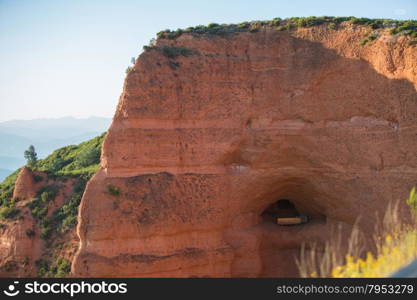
[0,133,105,228]
[29,133,106,239]
[154,17,417,45]
[0,133,105,207]
[0,169,20,209]
[33,132,105,178]
[0,133,105,277]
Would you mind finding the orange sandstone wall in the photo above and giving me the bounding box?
[73,24,417,277]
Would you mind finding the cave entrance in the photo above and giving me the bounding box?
[261,199,309,225]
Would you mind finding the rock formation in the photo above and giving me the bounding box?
[0,168,78,277]
[72,23,417,277]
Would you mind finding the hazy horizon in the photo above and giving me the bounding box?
[0,115,112,180]
[0,115,111,124]
[1,0,416,122]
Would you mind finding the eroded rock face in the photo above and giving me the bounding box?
[0,168,78,277]
[73,24,417,277]
[0,167,43,276]
[13,167,36,201]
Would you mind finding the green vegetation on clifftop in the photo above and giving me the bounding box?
[33,132,105,178]
[154,16,417,43]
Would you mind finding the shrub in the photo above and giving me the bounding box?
[168,61,180,69]
[143,45,154,52]
[270,18,281,26]
[40,192,50,203]
[49,157,67,173]
[73,176,88,194]
[154,17,416,42]
[349,17,372,25]
[32,174,43,183]
[106,184,120,196]
[22,257,29,266]
[27,185,60,221]
[35,259,49,277]
[52,192,82,232]
[390,20,417,35]
[40,224,52,240]
[361,32,379,46]
[37,185,60,200]
[288,16,326,27]
[328,22,337,30]
[35,257,71,277]
[27,199,48,220]
[62,215,77,229]
[161,46,195,59]
[54,258,71,277]
[28,177,88,242]
[75,146,100,168]
[31,191,81,240]
[0,169,20,207]
[125,66,134,74]
[3,260,18,272]
[0,207,20,220]
[26,229,35,237]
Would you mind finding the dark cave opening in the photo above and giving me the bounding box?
[261,199,309,225]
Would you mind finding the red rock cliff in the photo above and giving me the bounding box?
[73,23,417,277]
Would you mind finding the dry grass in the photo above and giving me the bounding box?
[296,190,417,278]
[296,220,365,277]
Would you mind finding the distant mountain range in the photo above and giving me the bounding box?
[0,116,111,181]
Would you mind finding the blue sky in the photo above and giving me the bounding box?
[0,0,416,122]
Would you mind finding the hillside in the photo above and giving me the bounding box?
[0,133,105,277]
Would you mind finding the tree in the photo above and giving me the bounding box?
[24,145,38,168]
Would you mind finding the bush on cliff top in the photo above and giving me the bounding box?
[155,17,417,40]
